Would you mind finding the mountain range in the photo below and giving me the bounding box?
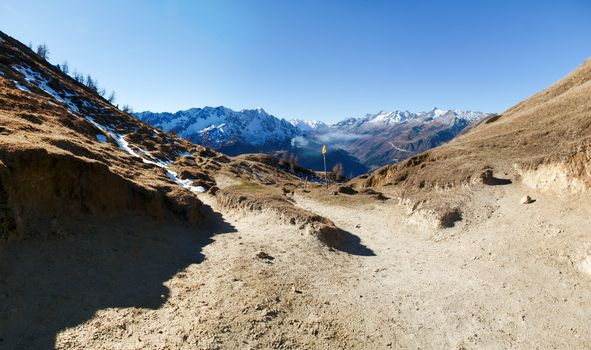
[136,107,494,176]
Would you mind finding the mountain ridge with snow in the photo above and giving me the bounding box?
[135,106,299,151]
[136,106,494,175]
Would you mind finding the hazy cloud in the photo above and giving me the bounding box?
[314,131,367,144]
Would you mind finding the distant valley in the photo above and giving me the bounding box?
[136,107,494,176]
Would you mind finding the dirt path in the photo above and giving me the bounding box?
[47,184,591,349]
[294,184,591,349]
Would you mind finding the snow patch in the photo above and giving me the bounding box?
[12,65,80,113]
[96,134,107,143]
[85,116,205,194]
[198,123,227,136]
[176,150,193,157]
[166,170,206,193]
[13,80,30,92]
[388,142,411,153]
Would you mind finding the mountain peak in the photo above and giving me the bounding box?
[240,107,267,114]
[136,106,299,148]
[366,110,414,125]
[289,119,329,132]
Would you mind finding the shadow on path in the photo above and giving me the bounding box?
[483,176,512,186]
[0,204,235,349]
[333,229,376,257]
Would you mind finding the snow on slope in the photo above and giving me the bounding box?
[8,63,206,194]
[12,65,80,112]
[84,116,205,193]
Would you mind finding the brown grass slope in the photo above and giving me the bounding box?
[362,57,591,193]
[0,31,223,240]
[0,31,324,241]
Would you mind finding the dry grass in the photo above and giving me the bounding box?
[0,31,220,239]
[226,180,281,195]
[0,30,322,240]
[361,57,591,193]
[301,186,386,207]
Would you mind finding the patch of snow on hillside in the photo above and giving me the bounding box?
[13,81,30,92]
[86,116,138,157]
[85,116,205,193]
[183,115,225,135]
[368,111,393,124]
[388,141,411,153]
[96,134,107,143]
[176,150,193,157]
[12,65,79,113]
[166,170,206,193]
[80,100,104,113]
[199,123,226,134]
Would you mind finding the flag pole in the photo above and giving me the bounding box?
[322,145,328,188]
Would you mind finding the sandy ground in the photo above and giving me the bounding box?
[3,182,591,349]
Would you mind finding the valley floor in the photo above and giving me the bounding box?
[3,183,591,349]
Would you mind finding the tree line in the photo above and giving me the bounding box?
[28,41,133,113]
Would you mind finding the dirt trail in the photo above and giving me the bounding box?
[293,184,591,349]
[14,183,591,349]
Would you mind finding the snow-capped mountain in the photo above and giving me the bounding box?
[334,107,489,131]
[135,107,300,153]
[318,107,495,168]
[289,119,329,133]
[136,106,494,175]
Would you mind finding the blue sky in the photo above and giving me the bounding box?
[1,0,590,122]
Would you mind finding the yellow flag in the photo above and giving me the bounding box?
[322,145,326,155]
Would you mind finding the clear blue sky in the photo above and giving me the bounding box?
[1,0,590,122]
